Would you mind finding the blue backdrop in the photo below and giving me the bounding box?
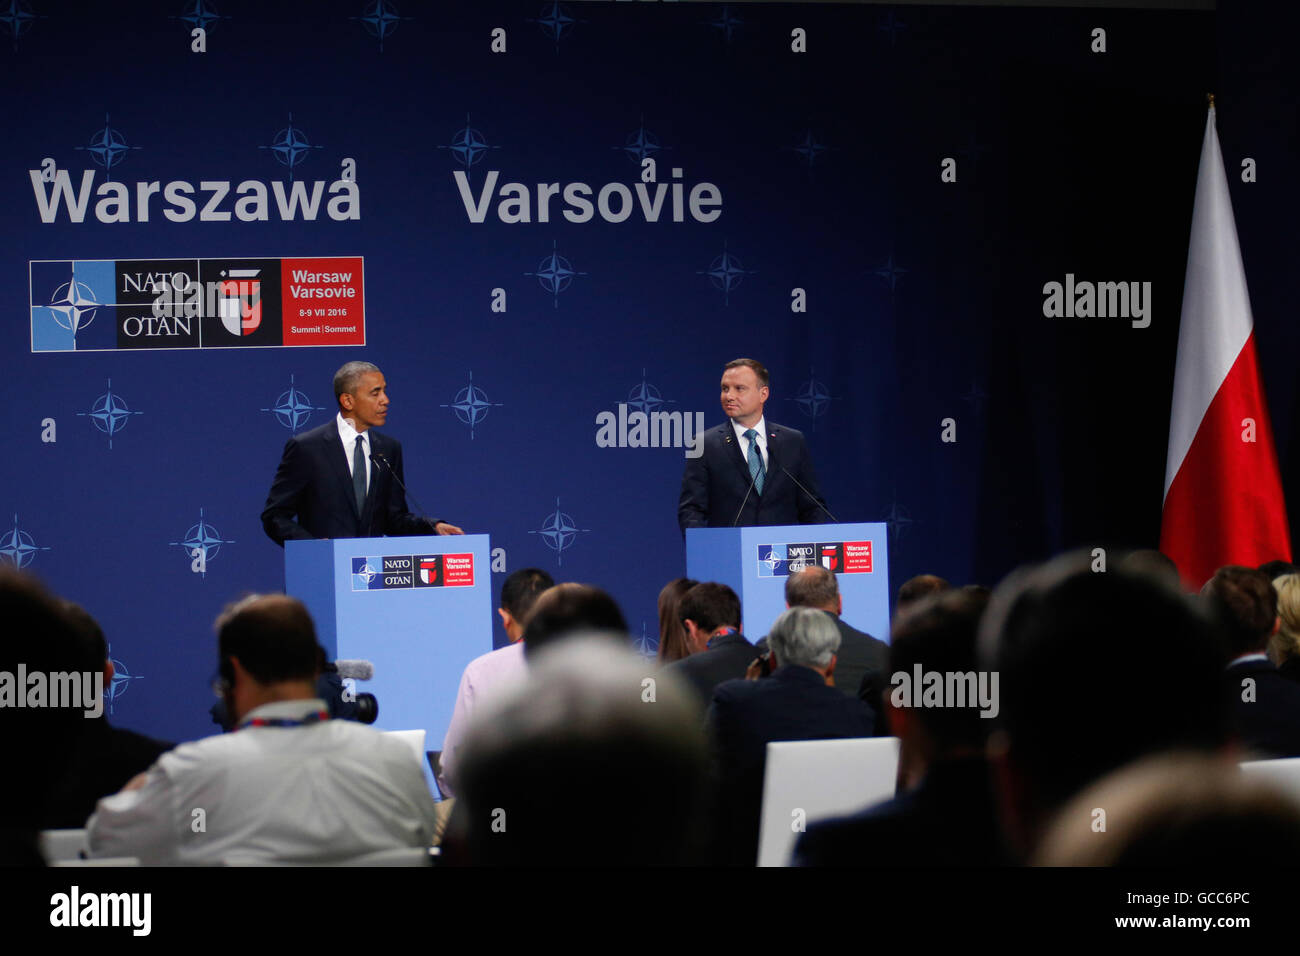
[7,1,1296,746]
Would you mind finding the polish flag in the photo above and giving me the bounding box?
[1160,104,1291,590]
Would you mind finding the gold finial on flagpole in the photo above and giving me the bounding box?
[1208,93,1215,109]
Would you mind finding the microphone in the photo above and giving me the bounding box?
[732,466,759,527]
[370,452,438,533]
[335,659,374,681]
[781,467,839,523]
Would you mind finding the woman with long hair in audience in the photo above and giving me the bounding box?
[656,578,698,663]
[1270,573,1300,682]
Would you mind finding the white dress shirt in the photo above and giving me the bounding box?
[731,415,768,471]
[438,641,528,797]
[86,698,438,865]
[337,412,370,494]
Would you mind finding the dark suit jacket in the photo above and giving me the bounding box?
[261,420,436,545]
[664,632,757,708]
[678,420,828,531]
[792,756,1009,867]
[42,719,172,829]
[1226,658,1300,758]
[706,665,875,865]
[755,610,888,710]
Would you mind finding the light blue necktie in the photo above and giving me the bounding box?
[744,428,765,494]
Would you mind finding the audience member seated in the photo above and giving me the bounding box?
[978,552,1229,861]
[42,602,173,829]
[1269,573,1300,683]
[897,573,951,610]
[0,572,87,865]
[706,606,875,865]
[1117,548,1181,590]
[754,566,888,711]
[1034,752,1300,866]
[1204,565,1300,758]
[663,582,752,707]
[439,567,555,797]
[656,577,698,664]
[794,588,1008,866]
[86,594,438,865]
[443,637,709,865]
[1259,559,1299,581]
[519,582,628,660]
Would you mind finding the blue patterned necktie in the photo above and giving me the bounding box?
[744,428,765,494]
[352,436,368,515]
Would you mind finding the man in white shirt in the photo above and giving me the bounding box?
[261,360,463,544]
[87,594,439,865]
[438,568,554,797]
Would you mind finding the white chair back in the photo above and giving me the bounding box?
[1240,756,1300,806]
[39,828,88,863]
[757,736,900,867]
[382,729,427,769]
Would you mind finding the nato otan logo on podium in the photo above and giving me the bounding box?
[757,541,873,577]
[352,553,475,591]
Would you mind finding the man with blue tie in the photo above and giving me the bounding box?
[262,361,463,544]
[677,358,830,531]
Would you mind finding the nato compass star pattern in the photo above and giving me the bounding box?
[45,267,102,340]
[872,252,907,294]
[78,379,142,450]
[259,112,322,182]
[885,499,913,541]
[787,370,836,429]
[614,118,668,164]
[438,114,501,177]
[788,129,829,171]
[528,2,582,50]
[75,114,141,177]
[878,10,908,45]
[170,507,234,575]
[441,370,503,439]
[962,379,989,415]
[958,129,991,174]
[0,0,39,48]
[633,621,658,658]
[625,371,675,415]
[262,374,328,432]
[705,4,744,44]
[354,559,378,587]
[105,645,142,716]
[526,240,587,308]
[172,0,228,34]
[0,515,50,569]
[698,240,756,306]
[351,0,411,51]
[529,497,590,567]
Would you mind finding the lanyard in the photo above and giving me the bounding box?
[236,708,330,731]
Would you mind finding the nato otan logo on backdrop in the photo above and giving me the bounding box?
[758,541,873,577]
[30,257,365,351]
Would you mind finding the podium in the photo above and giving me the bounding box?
[685,524,891,643]
[285,534,494,792]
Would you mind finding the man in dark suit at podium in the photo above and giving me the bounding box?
[262,361,463,545]
[678,358,829,532]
